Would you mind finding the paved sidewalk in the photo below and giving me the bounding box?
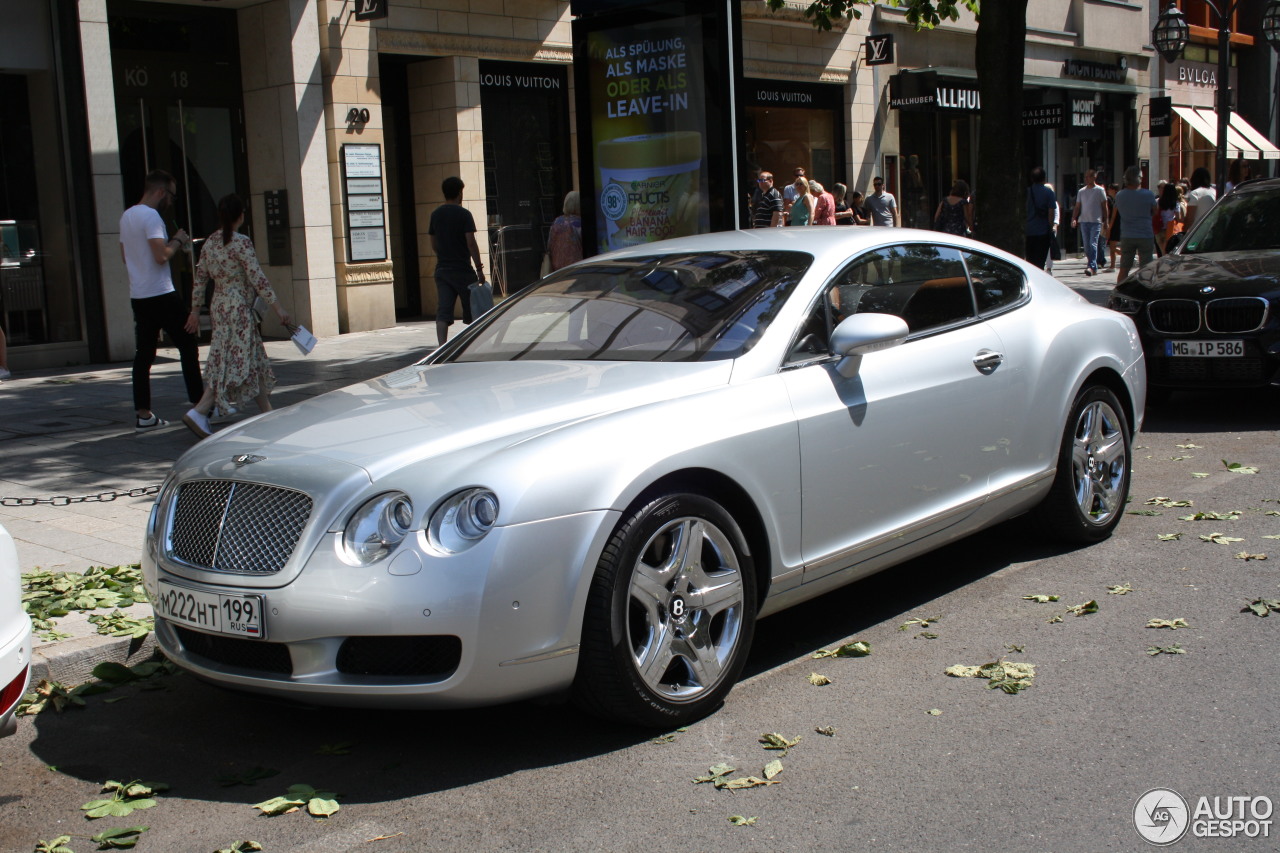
[0,255,1116,685]
[1,322,438,682]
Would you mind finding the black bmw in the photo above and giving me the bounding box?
[1108,178,1280,397]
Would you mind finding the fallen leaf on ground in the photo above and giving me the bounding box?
[812,641,870,658]
[692,764,736,785]
[807,673,832,686]
[1146,497,1193,507]
[898,614,942,631]
[759,732,802,752]
[1235,552,1267,561]
[926,708,942,716]
[1023,594,1060,603]
[946,660,1035,693]
[727,815,758,826]
[1179,510,1241,521]
[1157,533,1183,541]
[1147,644,1187,656]
[718,776,779,790]
[1067,600,1099,616]
[814,725,837,736]
[1175,443,1202,449]
[763,759,784,780]
[1222,460,1258,474]
[1147,618,1190,630]
[1200,532,1244,544]
[1107,584,1134,595]
[1191,473,1210,478]
[1242,599,1280,617]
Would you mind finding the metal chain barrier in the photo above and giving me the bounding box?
[0,485,161,508]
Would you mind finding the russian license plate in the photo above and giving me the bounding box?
[1165,339,1244,357]
[155,581,265,638]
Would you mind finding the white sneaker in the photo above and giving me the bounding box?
[182,409,213,439]
[135,413,170,432]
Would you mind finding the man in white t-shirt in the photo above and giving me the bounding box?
[1071,169,1108,276]
[119,170,203,432]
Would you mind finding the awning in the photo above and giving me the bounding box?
[1172,105,1280,160]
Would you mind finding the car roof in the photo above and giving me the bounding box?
[1226,177,1280,196]
[591,227,1007,265]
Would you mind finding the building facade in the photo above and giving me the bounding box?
[3,0,1277,373]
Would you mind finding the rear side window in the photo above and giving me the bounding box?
[830,244,974,334]
[963,251,1026,315]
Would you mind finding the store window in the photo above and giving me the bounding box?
[742,79,846,205]
[0,66,81,348]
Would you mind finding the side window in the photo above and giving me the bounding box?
[963,250,1027,315]
[829,244,974,334]
[785,292,834,364]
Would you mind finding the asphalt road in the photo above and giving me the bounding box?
[2,393,1278,853]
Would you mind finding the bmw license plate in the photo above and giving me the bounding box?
[1165,340,1243,357]
[155,581,265,638]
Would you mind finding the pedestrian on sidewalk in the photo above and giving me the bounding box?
[1108,166,1158,282]
[181,194,291,439]
[1071,169,1107,276]
[119,169,203,432]
[864,177,898,227]
[1157,182,1186,255]
[789,177,816,226]
[782,167,806,223]
[1024,167,1056,270]
[751,172,783,228]
[932,179,973,236]
[810,181,837,225]
[428,176,486,346]
[1183,167,1216,230]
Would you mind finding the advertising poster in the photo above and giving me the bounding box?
[585,16,710,254]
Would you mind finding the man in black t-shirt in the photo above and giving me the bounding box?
[427,176,487,345]
[751,172,783,229]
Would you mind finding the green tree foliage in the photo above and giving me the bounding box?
[765,0,1030,256]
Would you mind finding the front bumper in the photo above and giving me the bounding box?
[1139,335,1280,389]
[143,509,619,709]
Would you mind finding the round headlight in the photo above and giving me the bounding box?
[428,488,500,554]
[340,492,414,566]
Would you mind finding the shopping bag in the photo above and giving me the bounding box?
[469,281,495,317]
[289,324,317,355]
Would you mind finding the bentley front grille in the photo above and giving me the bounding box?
[168,480,312,574]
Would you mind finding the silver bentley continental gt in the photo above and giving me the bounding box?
[142,228,1145,726]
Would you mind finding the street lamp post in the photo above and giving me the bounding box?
[1154,0,1280,195]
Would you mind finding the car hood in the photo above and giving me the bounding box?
[180,360,734,479]
[1124,250,1280,299]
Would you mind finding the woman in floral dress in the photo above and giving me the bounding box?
[181,194,290,439]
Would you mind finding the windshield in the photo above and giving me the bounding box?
[1181,189,1280,254]
[439,250,812,362]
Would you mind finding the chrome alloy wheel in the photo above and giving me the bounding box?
[1070,399,1127,525]
[626,516,746,702]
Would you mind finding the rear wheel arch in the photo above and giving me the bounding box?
[1078,367,1137,439]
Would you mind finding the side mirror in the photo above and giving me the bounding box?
[830,312,909,378]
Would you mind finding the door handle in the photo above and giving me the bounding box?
[972,349,1004,372]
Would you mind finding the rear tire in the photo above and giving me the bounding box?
[573,493,756,727]
[1033,385,1131,543]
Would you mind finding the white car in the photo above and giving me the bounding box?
[0,524,33,737]
[143,228,1144,726]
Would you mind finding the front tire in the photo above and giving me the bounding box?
[573,493,756,727]
[1034,385,1131,543]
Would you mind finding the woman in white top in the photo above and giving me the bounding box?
[1183,167,1216,230]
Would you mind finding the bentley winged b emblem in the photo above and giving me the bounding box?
[233,454,266,468]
